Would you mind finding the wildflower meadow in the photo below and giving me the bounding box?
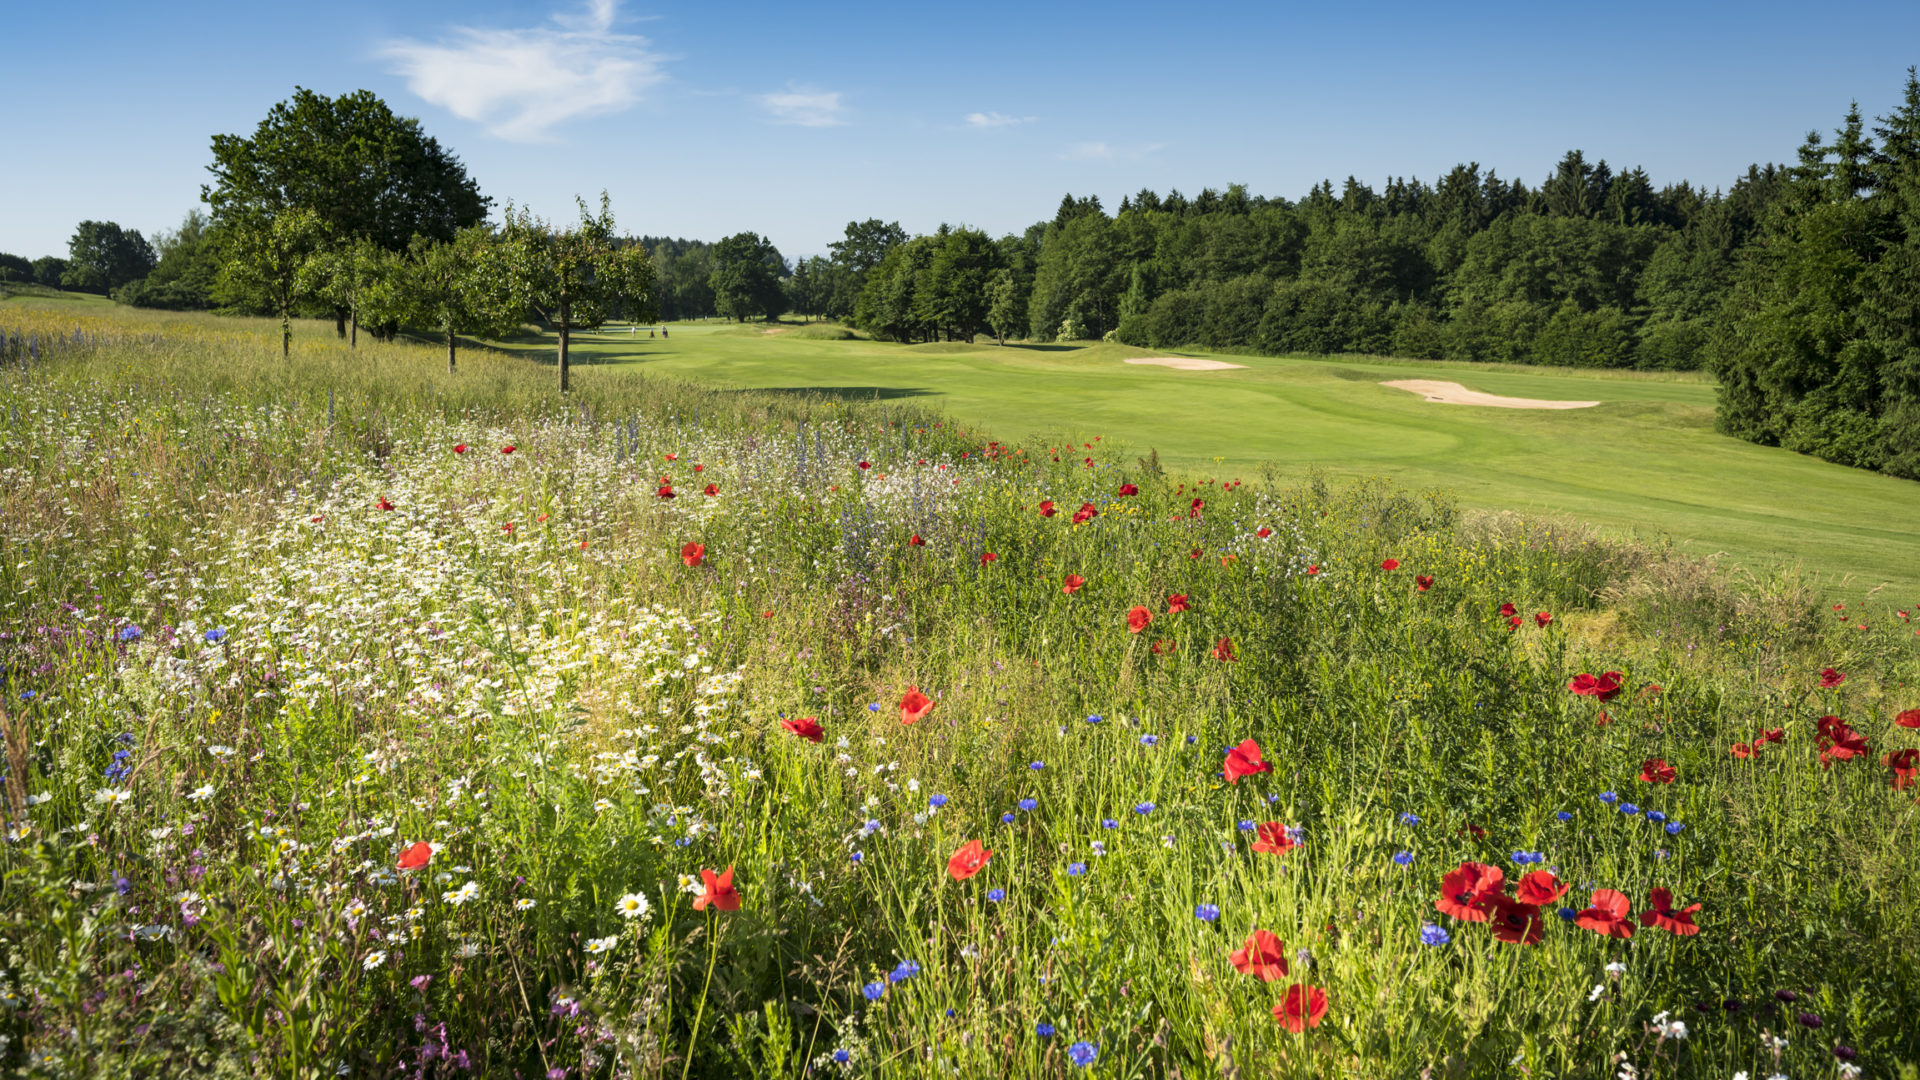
[1,303,1917,1078]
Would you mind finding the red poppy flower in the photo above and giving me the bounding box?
[1118,483,1138,496]
[1574,889,1636,939]
[703,483,719,496]
[1257,527,1273,538]
[502,523,515,534]
[1819,667,1846,689]
[453,444,467,454]
[1883,748,1919,789]
[1486,895,1545,945]
[1498,603,1517,617]
[665,453,679,461]
[681,542,705,567]
[781,717,824,742]
[657,485,676,499]
[1756,728,1785,745]
[1638,888,1700,936]
[396,841,433,871]
[1414,575,1434,592]
[909,534,926,546]
[1251,822,1296,855]
[1230,930,1288,982]
[1638,758,1676,785]
[1535,612,1553,627]
[1306,565,1320,576]
[899,686,934,725]
[501,445,516,454]
[947,839,992,881]
[1515,869,1570,906]
[1508,616,1523,629]
[693,866,741,912]
[858,461,871,470]
[1568,672,1625,701]
[1167,594,1191,614]
[1150,638,1177,655]
[1188,548,1204,559]
[1211,637,1237,662]
[1730,742,1755,759]
[1380,558,1400,571]
[1274,984,1327,1033]
[693,464,704,472]
[1223,738,1271,783]
[1817,715,1870,766]
[1128,606,1153,634]
[377,497,394,511]
[979,552,997,565]
[1435,861,1505,922]
[1595,710,1613,727]
[1062,574,1086,595]
[1896,709,1920,729]
[1039,500,1057,517]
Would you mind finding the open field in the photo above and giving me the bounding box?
[500,320,1920,600]
[3,300,1918,1077]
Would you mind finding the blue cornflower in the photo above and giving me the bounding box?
[117,626,142,642]
[888,960,920,983]
[1018,798,1038,812]
[1237,820,1256,832]
[1619,803,1641,816]
[1085,714,1103,724]
[1399,812,1421,826]
[1029,761,1044,771]
[867,703,881,712]
[1067,862,1087,877]
[1194,903,1220,922]
[1100,818,1118,829]
[1035,1022,1055,1038]
[1140,735,1159,747]
[1556,811,1573,822]
[832,1048,851,1064]
[1090,841,1106,856]
[850,851,864,863]
[203,627,227,643]
[18,690,33,701]
[1133,802,1155,815]
[1557,907,1578,921]
[929,794,949,808]
[1511,851,1542,865]
[1392,851,1414,866]
[1185,735,1198,745]
[1665,821,1685,835]
[1068,1042,1098,1067]
[862,982,884,1000]
[1598,791,1618,805]
[1000,812,1015,824]
[1419,923,1450,946]
[986,888,1005,903]
[1646,810,1667,823]
[860,819,881,836]
[114,874,132,895]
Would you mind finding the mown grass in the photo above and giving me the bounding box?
[488,317,1920,601]
[0,302,1917,1079]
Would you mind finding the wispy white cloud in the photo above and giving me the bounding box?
[965,111,1035,129]
[1060,140,1165,161]
[756,85,848,127]
[379,0,665,142]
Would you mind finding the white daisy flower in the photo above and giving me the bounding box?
[615,892,650,920]
[515,898,536,911]
[584,935,618,955]
[362,950,386,971]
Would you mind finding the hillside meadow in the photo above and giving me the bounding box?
[0,300,1918,1079]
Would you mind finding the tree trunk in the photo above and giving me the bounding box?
[280,300,291,359]
[447,326,457,373]
[350,309,359,349]
[558,303,571,393]
[334,308,347,338]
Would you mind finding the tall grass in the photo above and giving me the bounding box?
[0,302,1916,1079]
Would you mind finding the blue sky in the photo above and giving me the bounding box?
[4,0,1918,261]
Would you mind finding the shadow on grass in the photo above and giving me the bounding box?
[997,343,1081,353]
[732,386,938,402]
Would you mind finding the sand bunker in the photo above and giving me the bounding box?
[1382,379,1599,410]
[1124,356,1246,371]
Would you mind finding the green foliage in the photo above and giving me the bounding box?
[29,257,68,288]
[708,232,788,323]
[498,193,656,392]
[213,208,327,357]
[62,220,155,294]
[115,210,222,310]
[392,228,523,371]
[0,253,32,283]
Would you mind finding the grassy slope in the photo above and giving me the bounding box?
[521,322,1920,598]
